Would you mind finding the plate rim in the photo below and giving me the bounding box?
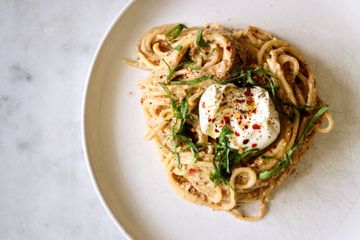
[81,1,136,239]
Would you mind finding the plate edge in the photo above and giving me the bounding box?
[81,1,136,239]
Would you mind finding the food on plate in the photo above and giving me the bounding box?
[125,23,333,221]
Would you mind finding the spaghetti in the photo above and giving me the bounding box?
[125,23,333,221]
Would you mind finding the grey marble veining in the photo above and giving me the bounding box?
[0,1,129,239]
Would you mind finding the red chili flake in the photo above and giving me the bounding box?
[211,118,216,123]
[246,98,254,105]
[244,125,248,129]
[140,98,144,104]
[243,139,249,144]
[244,88,253,97]
[215,128,219,133]
[234,99,245,104]
[202,102,206,108]
[235,132,240,137]
[252,124,261,130]
[189,168,198,174]
[158,42,168,52]
[252,108,257,114]
[180,141,185,147]
[226,45,232,51]
[224,116,230,124]
[252,143,257,148]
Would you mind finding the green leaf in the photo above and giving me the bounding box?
[165,24,186,39]
[209,126,259,186]
[219,125,233,143]
[298,105,329,143]
[183,61,202,70]
[259,154,290,180]
[196,28,207,48]
[233,148,259,164]
[176,134,199,162]
[162,59,177,81]
[159,82,172,96]
[159,83,200,166]
[180,100,188,121]
[222,66,280,111]
[222,67,279,100]
[259,105,329,180]
[170,75,213,85]
[159,83,180,118]
[246,70,255,85]
[280,101,324,111]
[173,45,183,51]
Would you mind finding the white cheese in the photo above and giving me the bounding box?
[199,84,280,150]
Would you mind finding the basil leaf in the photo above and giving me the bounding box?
[162,59,177,81]
[165,24,186,39]
[196,28,207,48]
[209,126,259,186]
[176,134,199,162]
[259,105,329,180]
[183,61,202,70]
[173,45,183,51]
[159,83,181,119]
[159,83,200,166]
[170,75,213,85]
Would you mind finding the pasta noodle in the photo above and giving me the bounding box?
[125,23,333,221]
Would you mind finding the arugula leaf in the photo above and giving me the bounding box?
[280,101,324,111]
[298,105,329,143]
[260,155,273,160]
[173,45,183,51]
[222,66,280,111]
[176,134,199,162]
[170,75,213,85]
[162,59,177,81]
[196,28,207,48]
[165,24,186,39]
[159,83,199,166]
[159,83,179,117]
[165,66,277,87]
[246,70,255,85]
[183,61,202,71]
[233,148,259,165]
[259,105,329,180]
[226,67,278,97]
[209,126,259,186]
[162,41,183,52]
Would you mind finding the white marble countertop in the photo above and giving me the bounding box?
[0,1,129,239]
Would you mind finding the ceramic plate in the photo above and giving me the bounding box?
[83,0,360,239]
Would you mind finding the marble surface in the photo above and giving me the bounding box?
[0,1,129,239]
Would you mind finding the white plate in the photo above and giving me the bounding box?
[83,0,360,239]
